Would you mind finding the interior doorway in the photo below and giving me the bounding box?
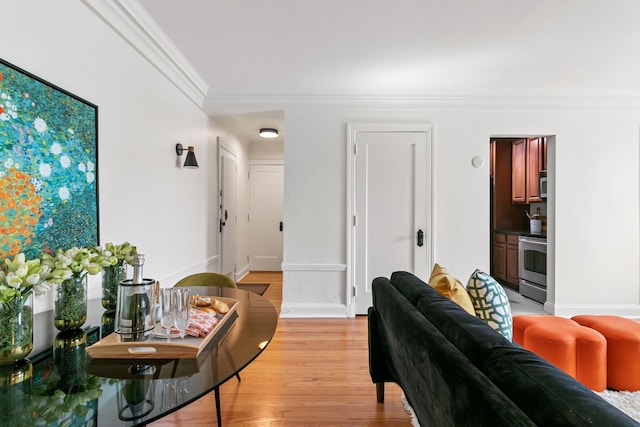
[249,162,284,271]
[348,123,433,316]
[219,141,238,279]
[490,136,553,313]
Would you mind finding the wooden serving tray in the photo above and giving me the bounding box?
[86,297,238,359]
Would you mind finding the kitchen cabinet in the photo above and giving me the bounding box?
[506,234,520,286]
[511,139,526,203]
[493,232,519,288]
[512,137,546,203]
[493,233,507,282]
[526,137,543,202]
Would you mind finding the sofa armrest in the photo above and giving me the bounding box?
[368,306,394,402]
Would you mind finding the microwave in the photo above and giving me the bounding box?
[539,171,547,199]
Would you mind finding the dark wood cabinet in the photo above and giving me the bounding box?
[493,233,507,281]
[526,137,543,203]
[512,137,546,204]
[506,234,520,286]
[511,139,526,203]
[493,232,519,289]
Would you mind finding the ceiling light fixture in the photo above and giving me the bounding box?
[259,128,278,138]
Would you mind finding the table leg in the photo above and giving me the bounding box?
[214,386,222,427]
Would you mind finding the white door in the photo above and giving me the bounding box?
[220,147,237,279]
[350,124,432,315]
[249,163,284,271]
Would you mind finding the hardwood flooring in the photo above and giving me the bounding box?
[150,272,411,427]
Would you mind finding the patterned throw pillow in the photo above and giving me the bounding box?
[467,269,513,340]
[428,263,476,316]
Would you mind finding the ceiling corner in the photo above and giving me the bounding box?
[82,0,209,109]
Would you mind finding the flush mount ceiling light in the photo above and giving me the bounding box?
[259,128,278,138]
[175,143,199,169]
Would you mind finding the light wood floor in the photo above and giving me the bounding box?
[151,272,411,427]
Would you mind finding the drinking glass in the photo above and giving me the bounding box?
[160,288,176,339]
[173,288,191,339]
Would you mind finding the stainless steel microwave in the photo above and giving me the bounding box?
[540,171,547,199]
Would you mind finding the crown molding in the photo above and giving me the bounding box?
[82,0,208,108]
[204,93,640,115]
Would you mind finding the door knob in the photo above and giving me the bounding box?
[417,229,424,247]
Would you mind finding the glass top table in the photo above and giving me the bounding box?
[0,287,278,427]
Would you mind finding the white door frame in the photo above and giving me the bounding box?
[346,123,435,317]
[218,140,238,279]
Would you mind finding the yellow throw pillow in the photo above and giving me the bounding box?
[428,263,476,316]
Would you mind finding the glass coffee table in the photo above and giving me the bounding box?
[0,287,278,427]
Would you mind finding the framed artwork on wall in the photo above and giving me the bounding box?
[0,58,99,259]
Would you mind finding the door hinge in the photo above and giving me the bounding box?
[354,144,357,155]
[353,286,357,297]
[353,215,357,227]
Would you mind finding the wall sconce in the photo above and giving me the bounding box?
[259,128,278,138]
[175,143,198,169]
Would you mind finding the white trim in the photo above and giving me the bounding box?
[547,302,640,319]
[249,159,284,166]
[280,303,348,318]
[203,94,640,115]
[281,263,346,271]
[82,0,208,108]
[235,263,250,282]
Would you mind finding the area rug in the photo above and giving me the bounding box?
[236,283,269,296]
[402,393,421,427]
[597,390,640,422]
[402,390,640,425]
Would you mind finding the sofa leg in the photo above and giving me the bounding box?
[376,382,385,403]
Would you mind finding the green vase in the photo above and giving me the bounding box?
[102,264,127,310]
[0,359,33,425]
[53,329,88,394]
[54,276,88,331]
[0,293,33,364]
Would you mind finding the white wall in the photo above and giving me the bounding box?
[4,1,214,312]
[250,140,284,160]
[7,2,639,319]
[281,106,640,318]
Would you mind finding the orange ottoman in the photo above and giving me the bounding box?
[513,315,607,391]
[572,315,640,391]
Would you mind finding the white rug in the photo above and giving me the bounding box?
[402,393,421,427]
[597,390,640,422]
[402,391,640,425]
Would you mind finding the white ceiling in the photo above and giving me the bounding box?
[137,0,640,138]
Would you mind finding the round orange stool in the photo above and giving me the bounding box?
[572,315,640,391]
[513,315,607,391]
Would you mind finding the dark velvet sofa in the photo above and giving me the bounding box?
[368,271,639,426]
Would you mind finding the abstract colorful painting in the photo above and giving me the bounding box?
[0,59,98,259]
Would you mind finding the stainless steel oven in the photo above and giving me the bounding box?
[518,236,547,303]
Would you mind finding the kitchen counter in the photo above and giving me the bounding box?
[495,230,546,239]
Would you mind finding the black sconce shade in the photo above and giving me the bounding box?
[176,143,199,169]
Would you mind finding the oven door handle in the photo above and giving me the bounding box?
[519,236,547,245]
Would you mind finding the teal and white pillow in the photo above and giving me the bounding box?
[467,270,513,340]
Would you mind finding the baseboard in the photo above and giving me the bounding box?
[235,263,250,282]
[548,302,640,319]
[280,303,348,318]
